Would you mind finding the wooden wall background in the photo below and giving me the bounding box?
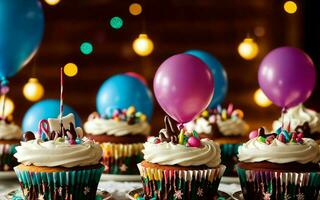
[8,0,318,133]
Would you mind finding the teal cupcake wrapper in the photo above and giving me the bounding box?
[220,143,241,177]
[0,143,18,171]
[14,165,104,200]
[237,167,320,200]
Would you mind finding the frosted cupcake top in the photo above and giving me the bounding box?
[143,116,221,168]
[238,127,320,164]
[84,106,150,136]
[272,104,320,134]
[14,114,102,168]
[0,117,22,140]
[186,104,249,136]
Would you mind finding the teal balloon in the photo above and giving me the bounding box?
[185,50,228,108]
[22,99,81,133]
[0,0,44,78]
[96,74,153,121]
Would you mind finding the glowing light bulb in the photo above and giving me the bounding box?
[44,0,61,6]
[64,63,78,77]
[110,16,123,29]
[80,42,93,55]
[284,1,297,14]
[254,88,272,107]
[23,78,45,102]
[132,34,154,56]
[129,3,142,16]
[0,96,14,117]
[238,37,259,60]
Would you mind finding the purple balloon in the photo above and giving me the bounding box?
[258,47,316,109]
[154,54,214,123]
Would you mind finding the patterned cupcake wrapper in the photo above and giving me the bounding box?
[137,163,226,200]
[101,142,144,175]
[220,143,241,177]
[237,167,320,200]
[0,143,18,171]
[14,165,104,200]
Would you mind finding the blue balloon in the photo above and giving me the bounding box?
[0,0,44,78]
[96,74,153,120]
[22,99,81,133]
[185,50,228,108]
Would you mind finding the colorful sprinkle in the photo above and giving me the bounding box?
[231,109,244,119]
[178,130,185,144]
[249,130,258,139]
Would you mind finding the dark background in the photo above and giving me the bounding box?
[8,0,320,133]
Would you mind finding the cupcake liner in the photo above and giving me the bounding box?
[137,163,226,200]
[101,143,144,175]
[220,143,241,177]
[0,143,18,171]
[237,167,320,200]
[14,165,104,200]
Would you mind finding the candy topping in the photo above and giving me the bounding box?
[249,127,304,144]
[198,104,244,123]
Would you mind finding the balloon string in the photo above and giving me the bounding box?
[281,107,287,129]
[178,123,184,130]
[1,94,5,119]
[60,68,64,133]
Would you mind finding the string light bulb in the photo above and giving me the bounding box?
[64,63,78,77]
[132,34,154,56]
[23,78,45,102]
[238,37,259,60]
[284,1,297,14]
[44,0,61,6]
[0,96,14,117]
[254,88,272,107]
[129,3,142,16]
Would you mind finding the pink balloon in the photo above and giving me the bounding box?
[258,47,316,109]
[154,54,214,123]
[125,72,147,85]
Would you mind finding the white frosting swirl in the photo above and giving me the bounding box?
[84,118,150,136]
[14,138,102,168]
[217,118,249,136]
[273,104,320,134]
[0,121,22,140]
[185,117,249,136]
[238,138,320,164]
[143,138,221,167]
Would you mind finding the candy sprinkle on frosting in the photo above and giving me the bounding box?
[249,127,304,144]
[88,106,147,125]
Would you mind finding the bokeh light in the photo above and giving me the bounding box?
[110,16,123,29]
[64,63,78,77]
[132,34,154,56]
[23,78,45,102]
[44,0,61,6]
[284,1,297,14]
[129,3,142,16]
[238,37,259,60]
[0,96,14,117]
[254,88,272,107]
[80,42,93,55]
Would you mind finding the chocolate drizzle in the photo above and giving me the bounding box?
[49,122,78,140]
[159,116,180,143]
[295,122,311,138]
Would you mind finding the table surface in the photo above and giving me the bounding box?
[0,178,241,200]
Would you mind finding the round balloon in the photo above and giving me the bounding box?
[22,99,81,133]
[154,54,214,123]
[0,0,44,78]
[185,50,228,107]
[258,47,316,109]
[125,72,148,85]
[96,74,153,120]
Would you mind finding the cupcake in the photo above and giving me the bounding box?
[14,113,104,200]
[273,104,320,142]
[138,115,225,200]
[237,127,320,200]
[84,106,150,175]
[186,104,249,176]
[0,116,22,171]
